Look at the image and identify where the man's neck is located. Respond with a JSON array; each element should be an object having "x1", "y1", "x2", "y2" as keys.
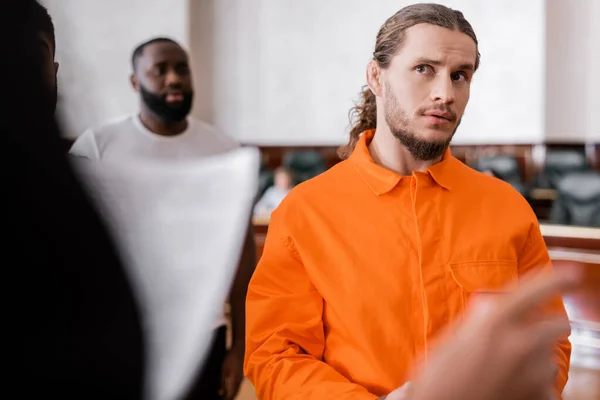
[
  {"x1": 139, "y1": 110, "x2": 188, "y2": 136},
  {"x1": 368, "y1": 124, "x2": 443, "y2": 176}
]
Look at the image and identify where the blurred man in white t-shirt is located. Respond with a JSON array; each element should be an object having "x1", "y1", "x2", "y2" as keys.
[{"x1": 70, "y1": 37, "x2": 255, "y2": 400}]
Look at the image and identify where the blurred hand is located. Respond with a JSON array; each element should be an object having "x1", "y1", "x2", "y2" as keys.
[
  {"x1": 404, "y1": 268, "x2": 579, "y2": 400},
  {"x1": 382, "y1": 268, "x2": 579, "y2": 400},
  {"x1": 384, "y1": 381, "x2": 413, "y2": 400}
]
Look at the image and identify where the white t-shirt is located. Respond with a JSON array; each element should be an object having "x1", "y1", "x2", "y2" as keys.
[
  {"x1": 70, "y1": 114, "x2": 239, "y2": 328},
  {"x1": 70, "y1": 114, "x2": 238, "y2": 161}
]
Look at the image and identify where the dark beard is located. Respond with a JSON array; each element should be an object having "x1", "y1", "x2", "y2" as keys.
[
  {"x1": 140, "y1": 85, "x2": 193, "y2": 124},
  {"x1": 388, "y1": 123, "x2": 457, "y2": 161},
  {"x1": 383, "y1": 85, "x2": 458, "y2": 161}
]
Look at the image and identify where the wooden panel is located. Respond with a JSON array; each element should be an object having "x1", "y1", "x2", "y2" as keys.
[
  {"x1": 564, "y1": 364, "x2": 600, "y2": 400},
  {"x1": 252, "y1": 141, "x2": 599, "y2": 189},
  {"x1": 556, "y1": 253, "x2": 600, "y2": 399},
  {"x1": 552, "y1": 258, "x2": 600, "y2": 324},
  {"x1": 532, "y1": 188, "x2": 557, "y2": 200},
  {"x1": 252, "y1": 216, "x2": 268, "y2": 262},
  {"x1": 255, "y1": 234, "x2": 266, "y2": 263},
  {"x1": 541, "y1": 224, "x2": 600, "y2": 251},
  {"x1": 252, "y1": 145, "x2": 341, "y2": 171},
  {"x1": 531, "y1": 198, "x2": 554, "y2": 221}
]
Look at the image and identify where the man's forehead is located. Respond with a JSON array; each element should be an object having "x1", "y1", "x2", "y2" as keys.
[
  {"x1": 399, "y1": 23, "x2": 477, "y2": 63},
  {"x1": 142, "y1": 42, "x2": 188, "y2": 64}
]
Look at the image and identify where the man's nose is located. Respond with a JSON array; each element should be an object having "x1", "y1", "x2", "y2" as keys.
[
  {"x1": 164, "y1": 70, "x2": 183, "y2": 87},
  {"x1": 430, "y1": 75, "x2": 456, "y2": 104}
]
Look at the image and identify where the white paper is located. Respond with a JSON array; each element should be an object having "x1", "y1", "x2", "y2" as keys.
[{"x1": 72, "y1": 148, "x2": 259, "y2": 400}]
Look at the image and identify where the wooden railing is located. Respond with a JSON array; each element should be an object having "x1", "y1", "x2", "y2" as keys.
[{"x1": 541, "y1": 224, "x2": 600, "y2": 251}]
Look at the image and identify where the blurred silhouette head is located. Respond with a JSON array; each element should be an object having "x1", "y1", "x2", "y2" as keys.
[
  {"x1": 31, "y1": 1, "x2": 59, "y2": 114},
  {"x1": 130, "y1": 38, "x2": 194, "y2": 125}
]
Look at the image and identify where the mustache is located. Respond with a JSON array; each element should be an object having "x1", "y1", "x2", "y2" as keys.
[
  {"x1": 161, "y1": 85, "x2": 191, "y2": 94},
  {"x1": 417, "y1": 104, "x2": 457, "y2": 121}
]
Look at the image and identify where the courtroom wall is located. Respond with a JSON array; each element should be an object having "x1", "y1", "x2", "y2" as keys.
[
  {"x1": 42, "y1": 0, "x2": 190, "y2": 138},
  {"x1": 203, "y1": 0, "x2": 547, "y2": 146},
  {"x1": 545, "y1": 0, "x2": 600, "y2": 143},
  {"x1": 43, "y1": 0, "x2": 599, "y2": 144}
]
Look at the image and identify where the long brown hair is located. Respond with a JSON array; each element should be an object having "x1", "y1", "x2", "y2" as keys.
[{"x1": 338, "y1": 3, "x2": 480, "y2": 159}]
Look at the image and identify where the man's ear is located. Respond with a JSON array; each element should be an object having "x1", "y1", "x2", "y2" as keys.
[
  {"x1": 366, "y1": 60, "x2": 383, "y2": 98},
  {"x1": 130, "y1": 74, "x2": 139, "y2": 92}
]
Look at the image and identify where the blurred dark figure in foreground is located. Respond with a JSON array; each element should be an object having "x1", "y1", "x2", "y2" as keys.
[{"x1": 3, "y1": 1, "x2": 144, "y2": 397}]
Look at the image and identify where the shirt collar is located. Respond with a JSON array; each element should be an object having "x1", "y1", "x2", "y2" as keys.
[{"x1": 349, "y1": 129, "x2": 457, "y2": 195}]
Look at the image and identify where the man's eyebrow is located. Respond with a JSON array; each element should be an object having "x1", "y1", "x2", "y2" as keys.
[
  {"x1": 457, "y1": 63, "x2": 475, "y2": 71},
  {"x1": 150, "y1": 58, "x2": 189, "y2": 66},
  {"x1": 414, "y1": 57, "x2": 475, "y2": 71},
  {"x1": 414, "y1": 57, "x2": 443, "y2": 66}
]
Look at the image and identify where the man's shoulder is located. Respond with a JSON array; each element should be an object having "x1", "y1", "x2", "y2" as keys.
[
  {"x1": 70, "y1": 115, "x2": 136, "y2": 159},
  {"x1": 281, "y1": 161, "x2": 351, "y2": 203},
  {"x1": 453, "y1": 159, "x2": 520, "y2": 192},
  {"x1": 452, "y1": 160, "x2": 533, "y2": 214},
  {"x1": 187, "y1": 118, "x2": 238, "y2": 152},
  {"x1": 270, "y1": 162, "x2": 349, "y2": 232},
  {"x1": 86, "y1": 114, "x2": 136, "y2": 137}
]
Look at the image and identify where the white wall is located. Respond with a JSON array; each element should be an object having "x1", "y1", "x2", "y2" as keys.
[
  {"x1": 42, "y1": 0, "x2": 190, "y2": 138},
  {"x1": 545, "y1": 0, "x2": 600, "y2": 142},
  {"x1": 44, "y1": 0, "x2": 599, "y2": 144},
  {"x1": 207, "y1": 0, "x2": 547, "y2": 145},
  {"x1": 591, "y1": 0, "x2": 600, "y2": 142}
]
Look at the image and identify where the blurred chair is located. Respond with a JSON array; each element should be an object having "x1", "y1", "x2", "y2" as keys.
[
  {"x1": 549, "y1": 171, "x2": 600, "y2": 227},
  {"x1": 475, "y1": 154, "x2": 530, "y2": 199},
  {"x1": 257, "y1": 159, "x2": 274, "y2": 199},
  {"x1": 282, "y1": 149, "x2": 326, "y2": 184},
  {"x1": 535, "y1": 149, "x2": 589, "y2": 189}
]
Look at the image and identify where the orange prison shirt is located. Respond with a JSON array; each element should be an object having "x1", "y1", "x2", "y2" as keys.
[{"x1": 245, "y1": 130, "x2": 571, "y2": 399}]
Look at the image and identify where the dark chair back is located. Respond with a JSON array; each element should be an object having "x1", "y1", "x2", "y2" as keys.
[
  {"x1": 550, "y1": 171, "x2": 600, "y2": 227},
  {"x1": 536, "y1": 149, "x2": 589, "y2": 189},
  {"x1": 282, "y1": 150, "x2": 326, "y2": 184},
  {"x1": 257, "y1": 159, "x2": 274, "y2": 199}
]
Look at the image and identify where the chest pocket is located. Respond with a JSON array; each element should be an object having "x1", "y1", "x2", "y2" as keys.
[{"x1": 448, "y1": 260, "x2": 519, "y2": 310}]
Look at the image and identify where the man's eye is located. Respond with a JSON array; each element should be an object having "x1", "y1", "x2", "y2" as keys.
[
  {"x1": 451, "y1": 72, "x2": 468, "y2": 82},
  {"x1": 416, "y1": 65, "x2": 433, "y2": 74}
]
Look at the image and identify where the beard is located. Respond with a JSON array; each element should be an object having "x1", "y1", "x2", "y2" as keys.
[
  {"x1": 140, "y1": 85, "x2": 194, "y2": 124},
  {"x1": 383, "y1": 83, "x2": 459, "y2": 161}
]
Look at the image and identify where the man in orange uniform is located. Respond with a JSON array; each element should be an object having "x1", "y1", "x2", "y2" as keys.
[{"x1": 244, "y1": 3, "x2": 571, "y2": 399}]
